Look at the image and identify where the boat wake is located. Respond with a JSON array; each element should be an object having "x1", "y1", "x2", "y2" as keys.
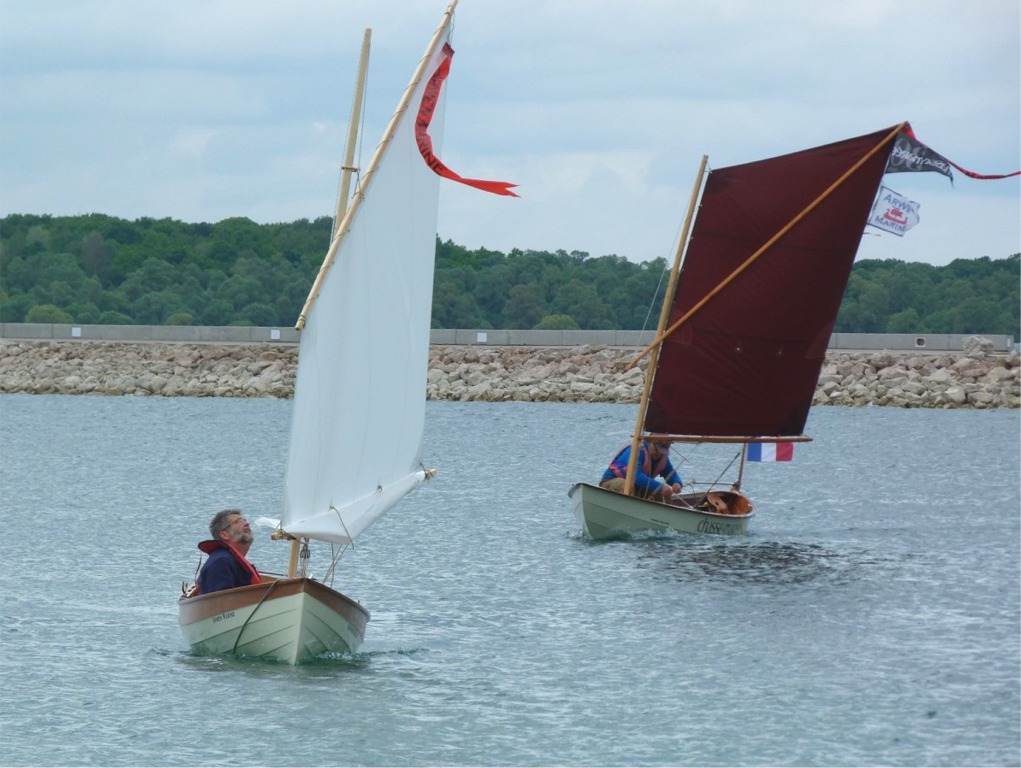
[{"x1": 635, "y1": 540, "x2": 883, "y2": 586}]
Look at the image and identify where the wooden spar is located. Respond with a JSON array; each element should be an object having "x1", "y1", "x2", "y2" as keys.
[
  {"x1": 295, "y1": 0, "x2": 460, "y2": 330},
  {"x1": 334, "y1": 28, "x2": 371, "y2": 233},
  {"x1": 628, "y1": 121, "x2": 909, "y2": 368},
  {"x1": 623, "y1": 155, "x2": 708, "y2": 495},
  {"x1": 288, "y1": 28, "x2": 371, "y2": 577},
  {"x1": 646, "y1": 434, "x2": 814, "y2": 445}
]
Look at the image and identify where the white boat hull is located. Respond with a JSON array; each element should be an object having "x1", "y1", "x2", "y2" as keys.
[
  {"x1": 569, "y1": 482, "x2": 753, "y2": 539},
  {"x1": 178, "y1": 577, "x2": 370, "y2": 664}
]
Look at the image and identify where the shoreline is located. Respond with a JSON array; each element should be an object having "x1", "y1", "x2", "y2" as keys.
[{"x1": 1, "y1": 338, "x2": 1018, "y2": 408}]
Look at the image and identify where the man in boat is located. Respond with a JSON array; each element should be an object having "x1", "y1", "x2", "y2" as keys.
[
  {"x1": 194, "y1": 509, "x2": 262, "y2": 594},
  {"x1": 599, "y1": 440, "x2": 683, "y2": 501}
]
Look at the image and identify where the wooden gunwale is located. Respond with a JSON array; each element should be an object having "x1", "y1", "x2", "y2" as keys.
[{"x1": 178, "y1": 577, "x2": 370, "y2": 636}]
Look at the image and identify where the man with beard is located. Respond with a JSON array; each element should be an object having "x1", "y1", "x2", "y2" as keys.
[{"x1": 195, "y1": 508, "x2": 262, "y2": 594}]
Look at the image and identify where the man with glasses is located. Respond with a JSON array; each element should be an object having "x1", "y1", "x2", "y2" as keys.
[{"x1": 195, "y1": 508, "x2": 262, "y2": 594}]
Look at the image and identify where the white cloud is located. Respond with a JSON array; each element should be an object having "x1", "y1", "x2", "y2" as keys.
[{"x1": 1, "y1": 0, "x2": 1017, "y2": 266}]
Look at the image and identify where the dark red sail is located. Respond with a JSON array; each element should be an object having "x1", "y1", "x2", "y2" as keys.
[{"x1": 644, "y1": 125, "x2": 902, "y2": 438}]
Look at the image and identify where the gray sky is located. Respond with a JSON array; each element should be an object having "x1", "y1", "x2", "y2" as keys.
[{"x1": 1, "y1": 0, "x2": 1018, "y2": 266}]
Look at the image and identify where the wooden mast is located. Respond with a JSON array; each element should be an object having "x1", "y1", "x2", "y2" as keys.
[
  {"x1": 334, "y1": 28, "x2": 372, "y2": 238},
  {"x1": 287, "y1": 27, "x2": 372, "y2": 579},
  {"x1": 295, "y1": 0, "x2": 459, "y2": 330},
  {"x1": 623, "y1": 155, "x2": 708, "y2": 495}
]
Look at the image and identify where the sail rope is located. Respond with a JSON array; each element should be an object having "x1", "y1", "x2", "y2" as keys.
[
  {"x1": 322, "y1": 542, "x2": 351, "y2": 588},
  {"x1": 667, "y1": 442, "x2": 741, "y2": 496},
  {"x1": 640, "y1": 169, "x2": 710, "y2": 336},
  {"x1": 298, "y1": 504, "x2": 353, "y2": 588},
  {"x1": 641, "y1": 264, "x2": 669, "y2": 334},
  {"x1": 330, "y1": 504, "x2": 355, "y2": 545},
  {"x1": 707, "y1": 450, "x2": 742, "y2": 490},
  {"x1": 231, "y1": 580, "x2": 281, "y2": 655}
]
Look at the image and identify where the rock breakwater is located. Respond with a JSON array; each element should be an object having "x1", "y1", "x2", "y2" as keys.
[{"x1": 1, "y1": 337, "x2": 1017, "y2": 408}]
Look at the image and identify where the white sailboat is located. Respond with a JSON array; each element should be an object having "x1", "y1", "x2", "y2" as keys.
[{"x1": 179, "y1": 1, "x2": 482, "y2": 664}]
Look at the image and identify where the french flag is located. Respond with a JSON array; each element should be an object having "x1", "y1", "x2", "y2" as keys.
[{"x1": 747, "y1": 442, "x2": 794, "y2": 462}]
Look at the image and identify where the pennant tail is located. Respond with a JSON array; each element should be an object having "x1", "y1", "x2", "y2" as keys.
[
  {"x1": 416, "y1": 43, "x2": 519, "y2": 197},
  {"x1": 945, "y1": 161, "x2": 1020, "y2": 181}
]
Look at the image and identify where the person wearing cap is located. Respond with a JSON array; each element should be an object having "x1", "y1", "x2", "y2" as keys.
[
  {"x1": 194, "y1": 508, "x2": 262, "y2": 595},
  {"x1": 599, "y1": 440, "x2": 683, "y2": 501}
]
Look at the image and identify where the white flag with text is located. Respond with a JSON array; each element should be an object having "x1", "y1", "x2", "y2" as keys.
[{"x1": 867, "y1": 185, "x2": 920, "y2": 237}]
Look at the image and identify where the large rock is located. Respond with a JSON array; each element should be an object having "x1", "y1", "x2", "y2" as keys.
[{"x1": 0, "y1": 338, "x2": 1018, "y2": 408}]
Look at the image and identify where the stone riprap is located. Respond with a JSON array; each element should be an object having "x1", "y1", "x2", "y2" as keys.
[{"x1": 0, "y1": 337, "x2": 1017, "y2": 408}]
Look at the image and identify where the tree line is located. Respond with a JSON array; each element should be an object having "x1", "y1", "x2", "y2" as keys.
[{"x1": 1, "y1": 213, "x2": 1018, "y2": 337}]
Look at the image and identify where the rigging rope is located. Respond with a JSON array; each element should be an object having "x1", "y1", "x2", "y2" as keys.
[
  {"x1": 641, "y1": 264, "x2": 669, "y2": 334},
  {"x1": 231, "y1": 580, "x2": 281, "y2": 655}
]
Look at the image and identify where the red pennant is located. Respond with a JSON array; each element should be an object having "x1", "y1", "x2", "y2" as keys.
[
  {"x1": 945, "y1": 160, "x2": 1020, "y2": 181},
  {"x1": 416, "y1": 44, "x2": 519, "y2": 197}
]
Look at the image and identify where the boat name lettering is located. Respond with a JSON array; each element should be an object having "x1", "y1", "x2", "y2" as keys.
[
  {"x1": 697, "y1": 519, "x2": 739, "y2": 535},
  {"x1": 211, "y1": 611, "x2": 236, "y2": 623}
]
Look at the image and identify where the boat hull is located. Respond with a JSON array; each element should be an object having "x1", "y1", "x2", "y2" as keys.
[
  {"x1": 569, "y1": 482, "x2": 753, "y2": 539},
  {"x1": 178, "y1": 577, "x2": 370, "y2": 664}
]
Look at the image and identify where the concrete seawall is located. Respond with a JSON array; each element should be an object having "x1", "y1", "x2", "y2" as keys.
[
  {"x1": 1, "y1": 323, "x2": 1016, "y2": 354},
  {"x1": 1, "y1": 337, "x2": 1018, "y2": 408}
]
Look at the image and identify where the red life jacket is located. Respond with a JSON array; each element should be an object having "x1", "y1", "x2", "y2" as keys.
[{"x1": 194, "y1": 539, "x2": 262, "y2": 594}]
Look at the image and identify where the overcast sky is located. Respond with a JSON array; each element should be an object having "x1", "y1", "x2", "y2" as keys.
[{"x1": 1, "y1": 0, "x2": 1018, "y2": 267}]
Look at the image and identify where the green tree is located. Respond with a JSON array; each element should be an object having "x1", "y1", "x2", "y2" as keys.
[
  {"x1": 99, "y1": 310, "x2": 133, "y2": 324},
  {"x1": 68, "y1": 301, "x2": 103, "y2": 324},
  {"x1": 534, "y1": 314, "x2": 580, "y2": 330},
  {"x1": 131, "y1": 289, "x2": 191, "y2": 324},
  {"x1": 950, "y1": 297, "x2": 1010, "y2": 334},
  {"x1": 166, "y1": 311, "x2": 194, "y2": 325},
  {"x1": 25, "y1": 303, "x2": 73, "y2": 323},
  {"x1": 502, "y1": 283, "x2": 545, "y2": 329},
  {"x1": 81, "y1": 232, "x2": 111, "y2": 280},
  {"x1": 200, "y1": 299, "x2": 235, "y2": 326},
  {"x1": 0, "y1": 291, "x2": 33, "y2": 322},
  {"x1": 25, "y1": 224, "x2": 52, "y2": 252},
  {"x1": 432, "y1": 280, "x2": 483, "y2": 328},
  {"x1": 1, "y1": 214, "x2": 1017, "y2": 334},
  {"x1": 856, "y1": 283, "x2": 891, "y2": 333},
  {"x1": 120, "y1": 257, "x2": 178, "y2": 301},
  {"x1": 474, "y1": 265, "x2": 512, "y2": 324},
  {"x1": 239, "y1": 301, "x2": 278, "y2": 326},
  {"x1": 885, "y1": 308, "x2": 921, "y2": 333},
  {"x1": 554, "y1": 279, "x2": 614, "y2": 329},
  {"x1": 217, "y1": 275, "x2": 264, "y2": 311}
]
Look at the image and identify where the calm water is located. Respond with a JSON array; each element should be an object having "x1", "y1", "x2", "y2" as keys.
[{"x1": 0, "y1": 394, "x2": 1018, "y2": 767}]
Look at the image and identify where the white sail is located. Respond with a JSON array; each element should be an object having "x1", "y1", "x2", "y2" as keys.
[{"x1": 281, "y1": 14, "x2": 453, "y2": 546}]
